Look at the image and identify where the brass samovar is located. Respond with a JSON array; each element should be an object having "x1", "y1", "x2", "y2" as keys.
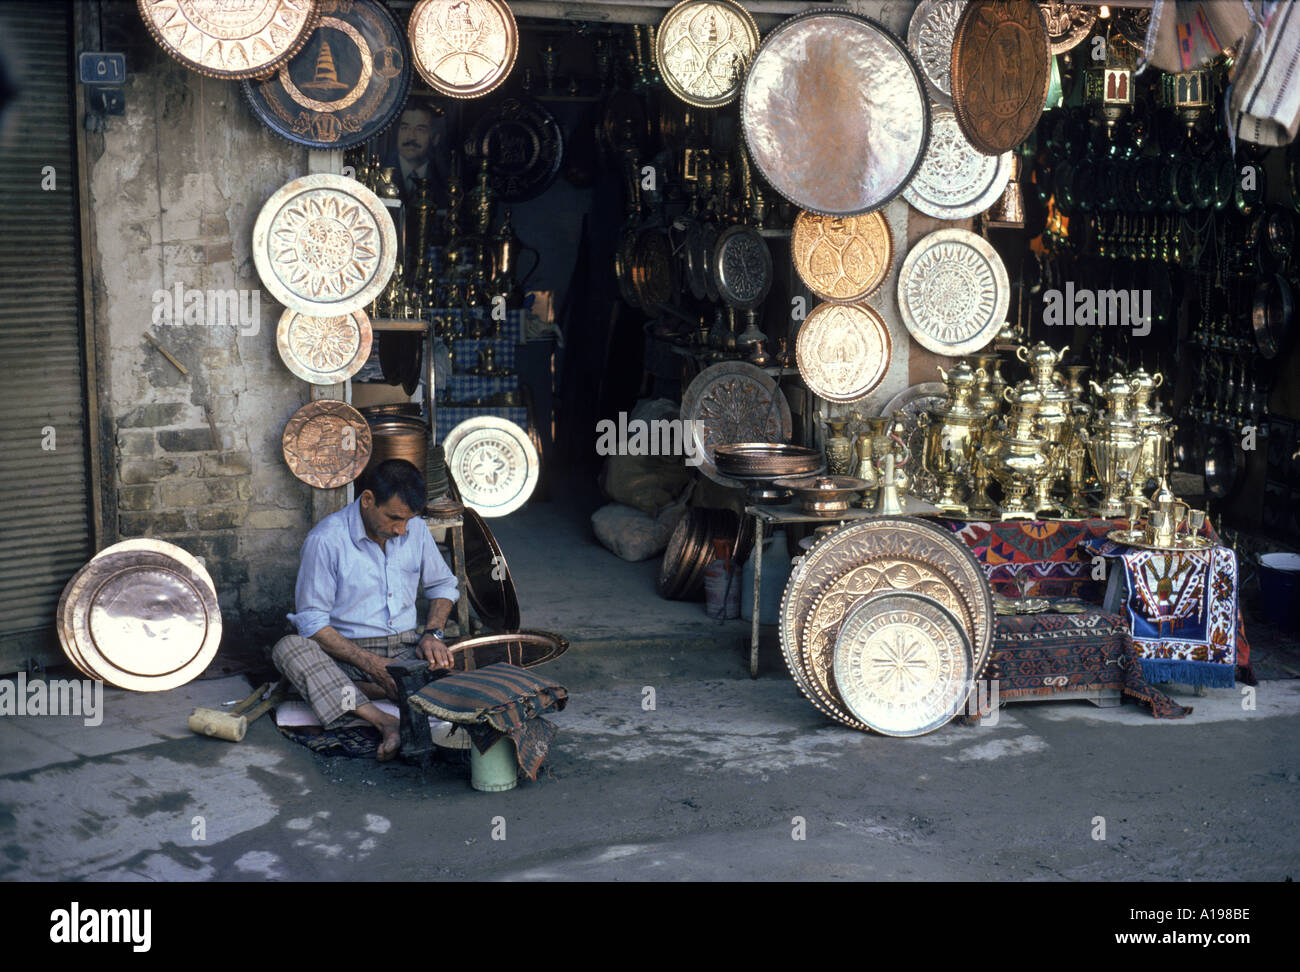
[
  {"x1": 1013, "y1": 342, "x2": 1071, "y2": 515},
  {"x1": 1129, "y1": 367, "x2": 1174, "y2": 506},
  {"x1": 921, "y1": 362, "x2": 982, "y2": 515},
  {"x1": 1088, "y1": 373, "x2": 1146, "y2": 518}
]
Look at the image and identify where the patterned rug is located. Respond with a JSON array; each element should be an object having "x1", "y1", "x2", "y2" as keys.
[
  {"x1": 991, "y1": 606, "x2": 1191, "y2": 718},
  {"x1": 936, "y1": 518, "x2": 1119, "y2": 600}
]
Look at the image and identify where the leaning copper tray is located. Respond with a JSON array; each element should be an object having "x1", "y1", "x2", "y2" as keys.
[
  {"x1": 462, "y1": 507, "x2": 521, "y2": 633},
  {"x1": 741, "y1": 9, "x2": 929, "y2": 216}
]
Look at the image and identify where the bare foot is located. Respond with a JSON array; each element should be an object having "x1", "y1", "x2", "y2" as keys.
[
  {"x1": 377, "y1": 722, "x2": 401, "y2": 762},
  {"x1": 354, "y1": 702, "x2": 401, "y2": 761}
]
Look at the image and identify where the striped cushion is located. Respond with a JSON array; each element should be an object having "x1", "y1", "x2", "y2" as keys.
[{"x1": 408, "y1": 662, "x2": 567, "y2": 732}]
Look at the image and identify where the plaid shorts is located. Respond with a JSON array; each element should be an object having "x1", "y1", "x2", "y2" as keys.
[{"x1": 271, "y1": 630, "x2": 419, "y2": 729}]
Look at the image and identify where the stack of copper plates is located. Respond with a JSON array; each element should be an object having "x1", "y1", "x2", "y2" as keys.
[
  {"x1": 56, "y1": 540, "x2": 222, "y2": 692},
  {"x1": 713, "y1": 443, "x2": 823, "y2": 480},
  {"x1": 657, "y1": 508, "x2": 750, "y2": 601},
  {"x1": 778, "y1": 517, "x2": 993, "y2": 736}
]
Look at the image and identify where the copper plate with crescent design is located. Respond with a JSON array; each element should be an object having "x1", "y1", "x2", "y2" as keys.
[
  {"x1": 442, "y1": 416, "x2": 539, "y2": 517},
  {"x1": 903, "y1": 109, "x2": 1013, "y2": 220},
  {"x1": 681, "y1": 361, "x2": 793, "y2": 488},
  {"x1": 655, "y1": 0, "x2": 760, "y2": 109},
  {"x1": 879, "y1": 381, "x2": 947, "y2": 501},
  {"x1": 951, "y1": 0, "x2": 1051, "y2": 155},
  {"x1": 242, "y1": 0, "x2": 411, "y2": 150},
  {"x1": 1040, "y1": 2, "x2": 1097, "y2": 55},
  {"x1": 897, "y1": 228, "x2": 1008, "y2": 356},
  {"x1": 833, "y1": 591, "x2": 973, "y2": 736},
  {"x1": 712, "y1": 224, "x2": 772, "y2": 310},
  {"x1": 778, "y1": 516, "x2": 992, "y2": 725},
  {"x1": 253, "y1": 173, "x2": 397, "y2": 317},
  {"x1": 282, "y1": 399, "x2": 372, "y2": 488},
  {"x1": 59, "y1": 539, "x2": 222, "y2": 693},
  {"x1": 740, "y1": 10, "x2": 930, "y2": 216},
  {"x1": 408, "y1": 0, "x2": 518, "y2": 99},
  {"x1": 137, "y1": 0, "x2": 320, "y2": 80},
  {"x1": 276, "y1": 307, "x2": 373, "y2": 384},
  {"x1": 463, "y1": 96, "x2": 564, "y2": 202},
  {"x1": 446, "y1": 629, "x2": 569, "y2": 671},
  {"x1": 461, "y1": 507, "x2": 520, "y2": 631},
  {"x1": 907, "y1": 0, "x2": 967, "y2": 107},
  {"x1": 795, "y1": 302, "x2": 892, "y2": 404},
  {"x1": 791, "y1": 209, "x2": 893, "y2": 303}
]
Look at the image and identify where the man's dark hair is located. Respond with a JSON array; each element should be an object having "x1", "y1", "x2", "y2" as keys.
[{"x1": 364, "y1": 459, "x2": 425, "y2": 513}]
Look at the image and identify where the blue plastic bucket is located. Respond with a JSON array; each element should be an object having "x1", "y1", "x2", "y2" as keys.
[{"x1": 1258, "y1": 553, "x2": 1300, "y2": 631}]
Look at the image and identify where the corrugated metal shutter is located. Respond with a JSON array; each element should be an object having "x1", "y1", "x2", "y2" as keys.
[{"x1": 0, "y1": 1, "x2": 93, "y2": 669}]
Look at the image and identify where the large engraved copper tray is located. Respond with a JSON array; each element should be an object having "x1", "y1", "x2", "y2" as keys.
[
  {"x1": 951, "y1": 0, "x2": 1051, "y2": 155},
  {"x1": 795, "y1": 302, "x2": 892, "y2": 403},
  {"x1": 897, "y1": 228, "x2": 1008, "y2": 356},
  {"x1": 276, "y1": 308, "x2": 373, "y2": 384},
  {"x1": 903, "y1": 108, "x2": 1012, "y2": 220},
  {"x1": 282, "y1": 399, "x2": 373, "y2": 488},
  {"x1": 681, "y1": 361, "x2": 793, "y2": 488},
  {"x1": 791, "y1": 209, "x2": 893, "y2": 303},
  {"x1": 138, "y1": 0, "x2": 320, "y2": 80},
  {"x1": 833, "y1": 591, "x2": 973, "y2": 736},
  {"x1": 242, "y1": 0, "x2": 412, "y2": 150},
  {"x1": 655, "y1": 0, "x2": 760, "y2": 109},
  {"x1": 408, "y1": 0, "x2": 518, "y2": 99},
  {"x1": 740, "y1": 10, "x2": 930, "y2": 216},
  {"x1": 253, "y1": 173, "x2": 397, "y2": 317},
  {"x1": 442, "y1": 416, "x2": 539, "y2": 517},
  {"x1": 57, "y1": 539, "x2": 222, "y2": 692}
]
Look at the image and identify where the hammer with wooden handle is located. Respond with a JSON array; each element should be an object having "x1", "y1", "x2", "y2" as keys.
[{"x1": 189, "y1": 679, "x2": 288, "y2": 742}]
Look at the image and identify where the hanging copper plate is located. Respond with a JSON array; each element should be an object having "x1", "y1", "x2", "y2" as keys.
[
  {"x1": 447, "y1": 629, "x2": 568, "y2": 672},
  {"x1": 282, "y1": 399, "x2": 373, "y2": 488},
  {"x1": 137, "y1": 0, "x2": 320, "y2": 80},
  {"x1": 832, "y1": 591, "x2": 973, "y2": 736},
  {"x1": 463, "y1": 96, "x2": 564, "y2": 202},
  {"x1": 740, "y1": 10, "x2": 930, "y2": 216},
  {"x1": 631, "y1": 226, "x2": 677, "y2": 309},
  {"x1": 903, "y1": 109, "x2": 1013, "y2": 220},
  {"x1": 1040, "y1": 2, "x2": 1097, "y2": 55},
  {"x1": 897, "y1": 228, "x2": 1008, "y2": 356},
  {"x1": 60, "y1": 539, "x2": 222, "y2": 693},
  {"x1": 276, "y1": 307, "x2": 373, "y2": 384},
  {"x1": 242, "y1": 0, "x2": 411, "y2": 150},
  {"x1": 461, "y1": 507, "x2": 520, "y2": 632},
  {"x1": 408, "y1": 0, "x2": 518, "y2": 99},
  {"x1": 252, "y1": 173, "x2": 398, "y2": 317},
  {"x1": 712, "y1": 224, "x2": 772, "y2": 310},
  {"x1": 792, "y1": 209, "x2": 893, "y2": 303},
  {"x1": 681, "y1": 361, "x2": 793, "y2": 488},
  {"x1": 655, "y1": 0, "x2": 760, "y2": 109},
  {"x1": 951, "y1": 0, "x2": 1051, "y2": 155},
  {"x1": 907, "y1": 0, "x2": 967, "y2": 108},
  {"x1": 442, "y1": 415, "x2": 539, "y2": 517},
  {"x1": 779, "y1": 516, "x2": 992, "y2": 726},
  {"x1": 795, "y1": 302, "x2": 892, "y2": 403}
]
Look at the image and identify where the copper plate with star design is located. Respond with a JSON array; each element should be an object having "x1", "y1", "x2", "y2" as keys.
[
  {"x1": 137, "y1": 0, "x2": 320, "y2": 80},
  {"x1": 833, "y1": 591, "x2": 973, "y2": 736},
  {"x1": 907, "y1": 0, "x2": 967, "y2": 108},
  {"x1": 897, "y1": 228, "x2": 1008, "y2": 356},
  {"x1": 903, "y1": 108, "x2": 1012, "y2": 220},
  {"x1": 792, "y1": 210, "x2": 893, "y2": 303},
  {"x1": 951, "y1": 0, "x2": 1051, "y2": 155},
  {"x1": 253, "y1": 173, "x2": 397, "y2": 317},
  {"x1": 242, "y1": 0, "x2": 411, "y2": 150},
  {"x1": 655, "y1": 0, "x2": 760, "y2": 109},
  {"x1": 795, "y1": 302, "x2": 892, "y2": 404},
  {"x1": 442, "y1": 416, "x2": 539, "y2": 517},
  {"x1": 283, "y1": 399, "x2": 372, "y2": 488},
  {"x1": 741, "y1": 10, "x2": 930, "y2": 216},
  {"x1": 408, "y1": 0, "x2": 518, "y2": 99},
  {"x1": 1040, "y1": 2, "x2": 1097, "y2": 55},
  {"x1": 276, "y1": 307, "x2": 373, "y2": 384},
  {"x1": 681, "y1": 361, "x2": 793, "y2": 488}
]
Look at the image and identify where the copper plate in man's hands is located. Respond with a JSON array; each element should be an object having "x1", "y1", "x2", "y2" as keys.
[{"x1": 741, "y1": 10, "x2": 929, "y2": 216}]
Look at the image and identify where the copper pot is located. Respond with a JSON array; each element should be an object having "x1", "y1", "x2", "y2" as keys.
[{"x1": 365, "y1": 414, "x2": 429, "y2": 478}]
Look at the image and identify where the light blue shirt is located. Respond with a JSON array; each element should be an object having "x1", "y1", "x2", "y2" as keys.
[{"x1": 288, "y1": 499, "x2": 460, "y2": 641}]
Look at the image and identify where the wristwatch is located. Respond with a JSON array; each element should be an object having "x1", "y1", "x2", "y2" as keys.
[{"x1": 426, "y1": 627, "x2": 445, "y2": 642}]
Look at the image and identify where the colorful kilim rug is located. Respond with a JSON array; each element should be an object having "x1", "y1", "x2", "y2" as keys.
[
  {"x1": 990, "y1": 606, "x2": 1191, "y2": 718},
  {"x1": 1083, "y1": 536, "x2": 1247, "y2": 688},
  {"x1": 935, "y1": 518, "x2": 1119, "y2": 600}
]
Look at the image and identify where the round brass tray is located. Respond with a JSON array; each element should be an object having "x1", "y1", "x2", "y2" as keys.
[
  {"x1": 713, "y1": 442, "x2": 822, "y2": 479},
  {"x1": 907, "y1": 0, "x2": 965, "y2": 107},
  {"x1": 1105, "y1": 530, "x2": 1216, "y2": 552},
  {"x1": 252, "y1": 173, "x2": 397, "y2": 317},
  {"x1": 833, "y1": 591, "x2": 973, "y2": 736},
  {"x1": 447, "y1": 629, "x2": 569, "y2": 671},
  {"x1": 795, "y1": 301, "x2": 892, "y2": 403},
  {"x1": 276, "y1": 308, "x2": 373, "y2": 384},
  {"x1": 655, "y1": 0, "x2": 760, "y2": 109},
  {"x1": 282, "y1": 399, "x2": 373, "y2": 489},
  {"x1": 58, "y1": 539, "x2": 222, "y2": 692},
  {"x1": 903, "y1": 109, "x2": 1013, "y2": 220},
  {"x1": 897, "y1": 228, "x2": 1008, "y2": 356},
  {"x1": 1041, "y1": 2, "x2": 1098, "y2": 55},
  {"x1": 681, "y1": 361, "x2": 793, "y2": 488},
  {"x1": 791, "y1": 209, "x2": 893, "y2": 303},
  {"x1": 137, "y1": 0, "x2": 321, "y2": 80},
  {"x1": 442, "y1": 415, "x2": 539, "y2": 517},
  {"x1": 408, "y1": 0, "x2": 518, "y2": 99},
  {"x1": 462, "y1": 507, "x2": 520, "y2": 632},
  {"x1": 740, "y1": 9, "x2": 930, "y2": 216}
]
